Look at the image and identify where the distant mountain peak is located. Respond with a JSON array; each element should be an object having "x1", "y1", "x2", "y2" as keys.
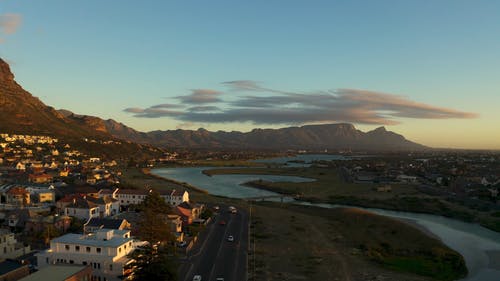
[{"x1": 372, "y1": 126, "x2": 387, "y2": 132}]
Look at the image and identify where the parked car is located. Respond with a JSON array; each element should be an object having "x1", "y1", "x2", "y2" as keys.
[
  {"x1": 193, "y1": 275, "x2": 202, "y2": 281},
  {"x1": 227, "y1": 235, "x2": 234, "y2": 242},
  {"x1": 178, "y1": 241, "x2": 187, "y2": 247},
  {"x1": 216, "y1": 278, "x2": 224, "y2": 281}
]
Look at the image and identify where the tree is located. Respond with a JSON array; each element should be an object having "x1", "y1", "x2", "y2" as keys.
[
  {"x1": 128, "y1": 191, "x2": 177, "y2": 280},
  {"x1": 136, "y1": 191, "x2": 173, "y2": 244},
  {"x1": 126, "y1": 244, "x2": 177, "y2": 281}
]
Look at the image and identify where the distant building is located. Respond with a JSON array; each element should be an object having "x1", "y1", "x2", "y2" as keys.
[
  {"x1": 107, "y1": 188, "x2": 190, "y2": 208},
  {"x1": 63, "y1": 197, "x2": 99, "y2": 220},
  {"x1": 176, "y1": 202, "x2": 203, "y2": 225},
  {"x1": 0, "y1": 229, "x2": 31, "y2": 259},
  {"x1": 5, "y1": 187, "x2": 30, "y2": 206}
]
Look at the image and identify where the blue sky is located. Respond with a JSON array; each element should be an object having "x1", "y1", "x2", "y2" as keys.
[{"x1": 1, "y1": 1, "x2": 499, "y2": 149}]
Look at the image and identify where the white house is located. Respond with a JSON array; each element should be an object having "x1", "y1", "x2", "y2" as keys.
[
  {"x1": 64, "y1": 198, "x2": 100, "y2": 220},
  {"x1": 164, "y1": 190, "x2": 190, "y2": 206},
  {"x1": 36, "y1": 229, "x2": 139, "y2": 281},
  {"x1": 104, "y1": 188, "x2": 189, "y2": 208}
]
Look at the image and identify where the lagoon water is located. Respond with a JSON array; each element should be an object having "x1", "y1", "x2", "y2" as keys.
[{"x1": 152, "y1": 165, "x2": 500, "y2": 281}]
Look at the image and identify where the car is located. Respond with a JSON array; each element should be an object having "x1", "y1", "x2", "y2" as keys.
[
  {"x1": 219, "y1": 220, "x2": 226, "y2": 225},
  {"x1": 227, "y1": 235, "x2": 234, "y2": 242},
  {"x1": 216, "y1": 278, "x2": 224, "y2": 281},
  {"x1": 213, "y1": 205, "x2": 220, "y2": 211},
  {"x1": 177, "y1": 241, "x2": 187, "y2": 247},
  {"x1": 193, "y1": 275, "x2": 202, "y2": 281}
]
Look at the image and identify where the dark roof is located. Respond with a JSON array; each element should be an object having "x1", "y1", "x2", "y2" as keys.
[
  {"x1": 66, "y1": 198, "x2": 98, "y2": 209},
  {"x1": 117, "y1": 189, "x2": 150, "y2": 195},
  {"x1": 84, "y1": 218, "x2": 126, "y2": 229},
  {"x1": 0, "y1": 259, "x2": 27, "y2": 276}
]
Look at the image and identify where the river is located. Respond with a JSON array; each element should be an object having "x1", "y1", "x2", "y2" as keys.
[{"x1": 152, "y1": 166, "x2": 500, "y2": 281}]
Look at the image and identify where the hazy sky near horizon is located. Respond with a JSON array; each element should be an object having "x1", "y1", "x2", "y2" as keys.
[{"x1": 1, "y1": 1, "x2": 499, "y2": 149}]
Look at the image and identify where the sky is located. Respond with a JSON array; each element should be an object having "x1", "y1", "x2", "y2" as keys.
[{"x1": 1, "y1": 1, "x2": 499, "y2": 149}]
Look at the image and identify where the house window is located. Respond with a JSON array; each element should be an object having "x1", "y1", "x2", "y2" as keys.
[
  {"x1": 86, "y1": 247, "x2": 91, "y2": 252},
  {"x1": 109, "y1": 264, "x2": 112, "y2": 271},
  {"x1": 96, "y1": 247, "x2": 101, "y2": 253},
  {"x1": 46, "y1": 257, "x2": 49, "y2": 264},
  {"x1": 83, "y1": 261, "x2": 87, "y2": 265},
  {"x1": 75, "y1": 245, "x2": 80, "y2": 251},
  {"x1": 65, "y1": 245, "x2": 70, "y2": 250},
  {"x1": 69, "y1": 260, "x2": 74, "y2": 264},
  {"x1": 118, "y1": 247, "x2": 121, "y2": 253}
]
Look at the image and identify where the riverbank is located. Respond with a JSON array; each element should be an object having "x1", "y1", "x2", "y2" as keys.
[{"x1": 205, "y1": 166, "x2": 500, "y2": 233}]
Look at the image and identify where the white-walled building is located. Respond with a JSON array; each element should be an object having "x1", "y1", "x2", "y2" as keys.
[
  {"x1": 100, "y1": 188, "x2": 189, "y2": 208},
  {"x1": 64, "y1": 198, "x2": 99, "y2": 221},
  {"x1": 36, "y1": 229, "x2": 138, "y2": 281}
]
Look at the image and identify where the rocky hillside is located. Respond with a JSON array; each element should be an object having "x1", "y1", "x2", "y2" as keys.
[{"x1": 0, "y1": 58, "x2": 161, "y2": 159}]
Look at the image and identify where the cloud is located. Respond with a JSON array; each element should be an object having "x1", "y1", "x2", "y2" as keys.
[
  {"x1": 123, "y1": 107, "x2": 183, "y2": 118},
  {"x1": 188, "y1": 106, "x2": 221, "y2": 112},
  {"x1": 150, "y1": 103, "x2": 184, "y2": 109},
  {"x1": 124, "y1": 83, "x2": 478, "y2": 126},
  {"x1": 222, "y1": 80, "x2": 263, "y2": 91},
  {"x1": 0, "y1": 14, "x2": 22, "y2": 35},
  {"x1": 176, "y1": 89, "x2": 223, "y2": 104},
  {"x1": 222, "y1": 80, "x2": 290, "y2": 94}
]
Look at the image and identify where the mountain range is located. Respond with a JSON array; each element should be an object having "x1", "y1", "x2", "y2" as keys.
[{"x1": 0, "y1": 58, "x2": 426, "y2": 151}]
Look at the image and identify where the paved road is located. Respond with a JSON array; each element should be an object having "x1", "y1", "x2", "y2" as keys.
[{"x1": 179, "y1": 205, "x2": 248, "y2": 281}]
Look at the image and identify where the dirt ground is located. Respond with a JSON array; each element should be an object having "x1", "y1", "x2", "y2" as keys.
[{"x1": 248, "y1": 202, "x2": 464, "y2": 281}]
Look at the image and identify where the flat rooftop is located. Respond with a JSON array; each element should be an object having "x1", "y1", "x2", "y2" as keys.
[{"x1": 20, "y1": 265, "x2": 88, "y2": 281}]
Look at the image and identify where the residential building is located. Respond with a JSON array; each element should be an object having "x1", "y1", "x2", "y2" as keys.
[
  {"x1": 24, "y1": 215, "x2": 72, "y2": 235},
  {"x1": 28, "y1": 173, "x2": 53, "y2": 184},
  {"x1": 5, "y1": 187, "x2": 30, "y2": 206},
  {"x1": 0, "y1": 229, "x2": 31, "y2": 259},
  {"x1": 110, "y1": 188, "x2": 189, "y2": 208},
  {"x1": 164, "y1": 190, "x2": 189, "y2": 206},
  {"x1": 37, "y1": 229, "x2": 138, "y2": 281},
  {"x1": 115, "y1": 189, "x2": 149, "y2": 207},
  {"x1": 64, "y1": 197, "x2": 99, "y2": 221},
  {"x1": 176, "y1": 202, "x2": 204, "y2": 225},
  {"x1": 87, "y1": 197, "x2": 119, "y2": 218}
]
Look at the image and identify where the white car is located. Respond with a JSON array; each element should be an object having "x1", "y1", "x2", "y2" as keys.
[
  {"x1": 227, "y1": 235, "x2": 234, "y2": 242},
  {"x1": 193, "y1": 275, "x2": 202, "y2": 281},
  {"x1": 216, "y1": 278, "x2": 225, "y2": 281}
]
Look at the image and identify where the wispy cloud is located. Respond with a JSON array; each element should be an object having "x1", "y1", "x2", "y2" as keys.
[
  {"x1": 149, "y1": 103, "x2": 184, "y2": 109},
  {"x1": 123, "y1": 107, "x2": 183, "y2": 118},
  {"x1": 176, "y1": 89, "x2": 223, "y2": 104},
  {"x1": 188, "y1": 106, "x2": 221, "y2": 112},
  {"x1": 0, "y1": 13, "x2": 22, "y2": 35},
  {"x1": 124, "y1": 82, "x2": 478, "y2": 126}
]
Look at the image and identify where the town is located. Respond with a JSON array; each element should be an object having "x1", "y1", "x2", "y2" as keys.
[
  {"x1": 0, "y1": 132, "x2": 499, "y2": 281},
  {"x1": 0, "y1": 133, "x2": 210, "y2": 281}
]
